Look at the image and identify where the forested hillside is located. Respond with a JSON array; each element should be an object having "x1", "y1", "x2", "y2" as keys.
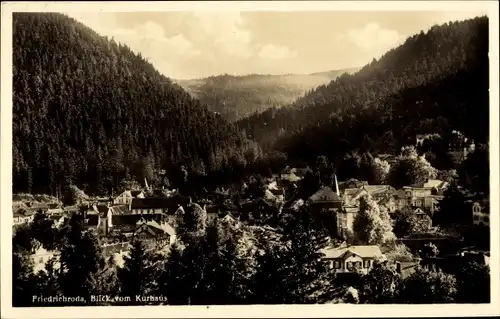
[
  {"x1": 238, "y1": 17, "x2": 489, "y2": 154},
  {"x1": 176, "y1": 68, "x2": 359, "y2": 122},
  {"x1": 12, "y1": 13, "x2": 263, "y2": 196}
]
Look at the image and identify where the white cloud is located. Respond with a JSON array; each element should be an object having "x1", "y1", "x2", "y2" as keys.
[
  {"x1": 258, "y1": 44, "x2": 298, "y2": 60},
  {"x1": 189, "y1": 12, "x2": 253, "y2": 58},
  {"x1": 347, "y1": 23, "x2": 403, "y2": 54}
]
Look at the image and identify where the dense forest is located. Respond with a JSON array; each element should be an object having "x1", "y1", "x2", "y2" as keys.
[
  {"x1": 176, "y1": 68, "x2": 359, "y2": 122},
  {"x1": 238, "y1": 17, "x2": 489, "y2": 157},
  {"x1": 12, "y1": 13, "x2": 266, "y2": 196}
]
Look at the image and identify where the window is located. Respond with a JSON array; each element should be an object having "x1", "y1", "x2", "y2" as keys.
[
  {"x1": 334, "y1": 260, "x2": 340, "y2": 269},
  {"x1": 483, "y1": 216, "x2": 489, "y2": 223},
  {"x1": 363, "y1": 260, "x2": 370, "y2": 268},
  {"x1": 474, "y1": 215, "x2": 480, "y2": 221},
  {"x1": 347, "y1": 262, "x2": 353, "y2": 270}
]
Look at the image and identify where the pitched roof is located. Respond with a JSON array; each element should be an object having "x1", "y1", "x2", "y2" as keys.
[
  {"x1": 221, "y1": 213, "x2": 237, "y2": 223},
  {"x1": 13, "y1": 208, "x2": 33, "y2": 217},
  {"x1": 291, "y1": 199, "x2": 305, "y2": 211},
  {"x1": 410, "y1": 179, "x2": 448, "y2": 189},
  {"x1": 343, "y1": 188, "x2": 366, "y2": 200},
  {"x1": 131, "y1": 197, "x2": 172, "y2": 210},
  {"x1": 64, "y1": 205, "x2": 80, "y2": 213},
  {"x1": 294, "y1": 167, "x2": 311, "y2": 177},
  {"x1": 268, "y1": 181, "x2": 279, "y2": 191},
  {"x1": 320, "y1": 245, "x2": 385, "y2": 259},
  {"x1": 109, "y1": 205, "x2": 130, "y2": 215},
  {"x1": 117, "y1": 190, "x2": 132, "y2": 198},
  {"x1": 284, "y1": 172, "x2": 299, "y2": 182},
  {"x1": 361, "y1": 185, "x2": 395, "y2": 196},
  {"x1": 264, "y1": 190, "x2": 277, "y2": 201},
  {"x1": 344, "y1": 207, "x2": 359, "y2": 214},
  {"x1": 174, "y1": 206, "x2": 185, "y2": 216},
  {"x1": 30, "y1": 202, "x2": 49, "y2": 210},
  {"x1": 393, "y1": 189, "x2": 407, "y2": 199},
  {"x1": 136, "y1": 219, "x2": 176, "y2": 236},
  {"x1": 310, "y1": 187, "x2": 341, "y2": 203},
  {"x1": 130, "y1": 190, "x2": 144, "y2": 197}
]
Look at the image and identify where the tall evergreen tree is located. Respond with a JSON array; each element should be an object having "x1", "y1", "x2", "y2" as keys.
[{"x1": 117, "y1": 239, "x2": 159, "y2": 305}]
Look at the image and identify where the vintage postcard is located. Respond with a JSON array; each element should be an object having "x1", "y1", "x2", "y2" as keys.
[{"x1": 1, "y1": 1, "x2": 499, "y2": 318}]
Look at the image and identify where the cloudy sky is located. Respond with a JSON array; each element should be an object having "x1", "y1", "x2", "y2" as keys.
[{"x1": 67, "y1": 10, "x2": 487, "y2": 79}]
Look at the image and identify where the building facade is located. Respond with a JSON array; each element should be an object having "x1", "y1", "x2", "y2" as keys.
[{"x1": 320, "y1": 244, "x2": 386, "y2": 275}]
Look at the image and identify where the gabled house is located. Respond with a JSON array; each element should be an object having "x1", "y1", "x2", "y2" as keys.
[
  {"x1": 29, "y1": 202, "x2": 49, "y2": 214},
  {"x1": 308, "y1": 186, "x2": 343, "y2": 214},
  {"x1": 78, "y1": 209, "x2": 100, "y2": 232},
  {"x1": 338, "y1": 179, "x2": 369, "y2": 193},
  {"x1": 129, "y1": 196, "x2": 189, "y2": 215},
  {"x1": 240, "y1": 197, "x2": 280, "y2": 222},
  {"x1": 472, "y1": 200, "x2": 489, "y2": 227},
  {"x1": 342, "y1": 185, "x2": 396, "y2": 208},
  {"x1": 13, "y1": 208, "x2": 35, "y2": 225},
  {"x1": 31, "y1": 246, "x2": 60, "y2": 273},
  {"x1": 320, "y1": 243, "x2": 386, "y2": 275},
  {"x1": 390, "y1": 189, "x2": 409, "y2": 212},
  {"x1": 267, "y1": 181, "x2": 285, "y2": 202},
  {"x1": 134, "y1": 219, "x2": 177, "y2": 250},
  {"x1": 113, "y1": 190, "x2": 145, "y2": 206},
  {"x1": 46, "y1": 207, "x2": 64, "y2": 216},
  {"x1": 402, "y1": 180, "x2": 446, "y2": 215},
  {"x1": 64, "y1": 205, "x2": 81, "y2": 214},
  {"x1": 108, "y1": 211, "x2": 169, "y2": 238}
]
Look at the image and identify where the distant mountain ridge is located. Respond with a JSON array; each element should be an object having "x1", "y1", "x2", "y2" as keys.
[
  {"x1": 175, "y1": 67, "x2": 360, "y2": 122},
  {"x1": 237, "y1": 16, "x2": 489, "y2": 154}
]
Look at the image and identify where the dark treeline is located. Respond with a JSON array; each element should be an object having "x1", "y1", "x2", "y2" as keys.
[
  {"x1": 177, "y1": 68, "x2": 358, "y2": 122},
  {"x1": 238, "y1": 17, "x2": 489, "y2": 157},
  {"x1": 12, "y1": 13, "x2": 268, "y2": 197},
  {"x1": 13, "y1": 209, "x2": 490, "y2": 306}
]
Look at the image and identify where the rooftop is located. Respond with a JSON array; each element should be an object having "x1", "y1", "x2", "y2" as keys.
[
  {"x1": 320, "y1": 244, "x2": 385, "y2": 259},
  {"x1": 310, "y1": 186, "x2": 342, "y2": 203}
]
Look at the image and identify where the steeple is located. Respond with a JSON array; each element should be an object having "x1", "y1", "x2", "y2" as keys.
[{"x1": 334, "y1": 174, "x2": 340, "y2": 197}]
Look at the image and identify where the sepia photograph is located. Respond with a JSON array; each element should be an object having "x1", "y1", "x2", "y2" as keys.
[{"x1": 1, "y1": 1, "x2": 499, "y2": 318}]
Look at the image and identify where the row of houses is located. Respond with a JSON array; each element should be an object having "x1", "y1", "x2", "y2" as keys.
[{"x1": 278, "y1": 173, "x2": 483, "y2": 241}]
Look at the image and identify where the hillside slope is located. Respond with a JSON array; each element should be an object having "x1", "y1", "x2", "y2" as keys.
[
  {"x1": 238, "y1": 17, "x2": 489, "y2": 152},
  {"x1": 12, "y1": 13, "x2": 262, "y2": 196},
  {"x1": 176, "y1": 68, "x2": 359, "y2": 122}
]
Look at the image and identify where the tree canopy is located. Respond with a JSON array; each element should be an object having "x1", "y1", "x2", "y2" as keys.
[{"x1": 13, "y1": 13, "x2": 263, "y2": 196}]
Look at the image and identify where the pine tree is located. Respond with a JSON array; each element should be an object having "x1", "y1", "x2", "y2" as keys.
[
  {"x1": 58, "y1": 217, "x2": 105, "y2": 303},
  {"x1": 251, "y1": 207, "x2": 334, "y2": 304},
  {"x1": 117, "y1": 239, "x2": 159, "y2": 304},
  {"x1": 158, "y1": 243, "x2": 187, "y2": 305},
  {"x1": 12, "y1": 250, "x2": 36, "y2": 307}
]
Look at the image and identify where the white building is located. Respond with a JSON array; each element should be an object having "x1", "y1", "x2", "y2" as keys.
[{"x1": 320, "y1": 243, "x2": 386, "y2": 275}]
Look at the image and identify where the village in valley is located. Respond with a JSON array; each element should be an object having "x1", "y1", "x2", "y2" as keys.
[
  {"x1": 14, "y1": 129, "x2": 490, "y2": 303},
  {"x1": 9, "y1": 10, "x2": 492, "y2": 307}
]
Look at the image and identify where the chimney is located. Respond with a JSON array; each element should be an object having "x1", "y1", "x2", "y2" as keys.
[{"x1": 396, "y1": 262, "x2": 402, "y2": 274}]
